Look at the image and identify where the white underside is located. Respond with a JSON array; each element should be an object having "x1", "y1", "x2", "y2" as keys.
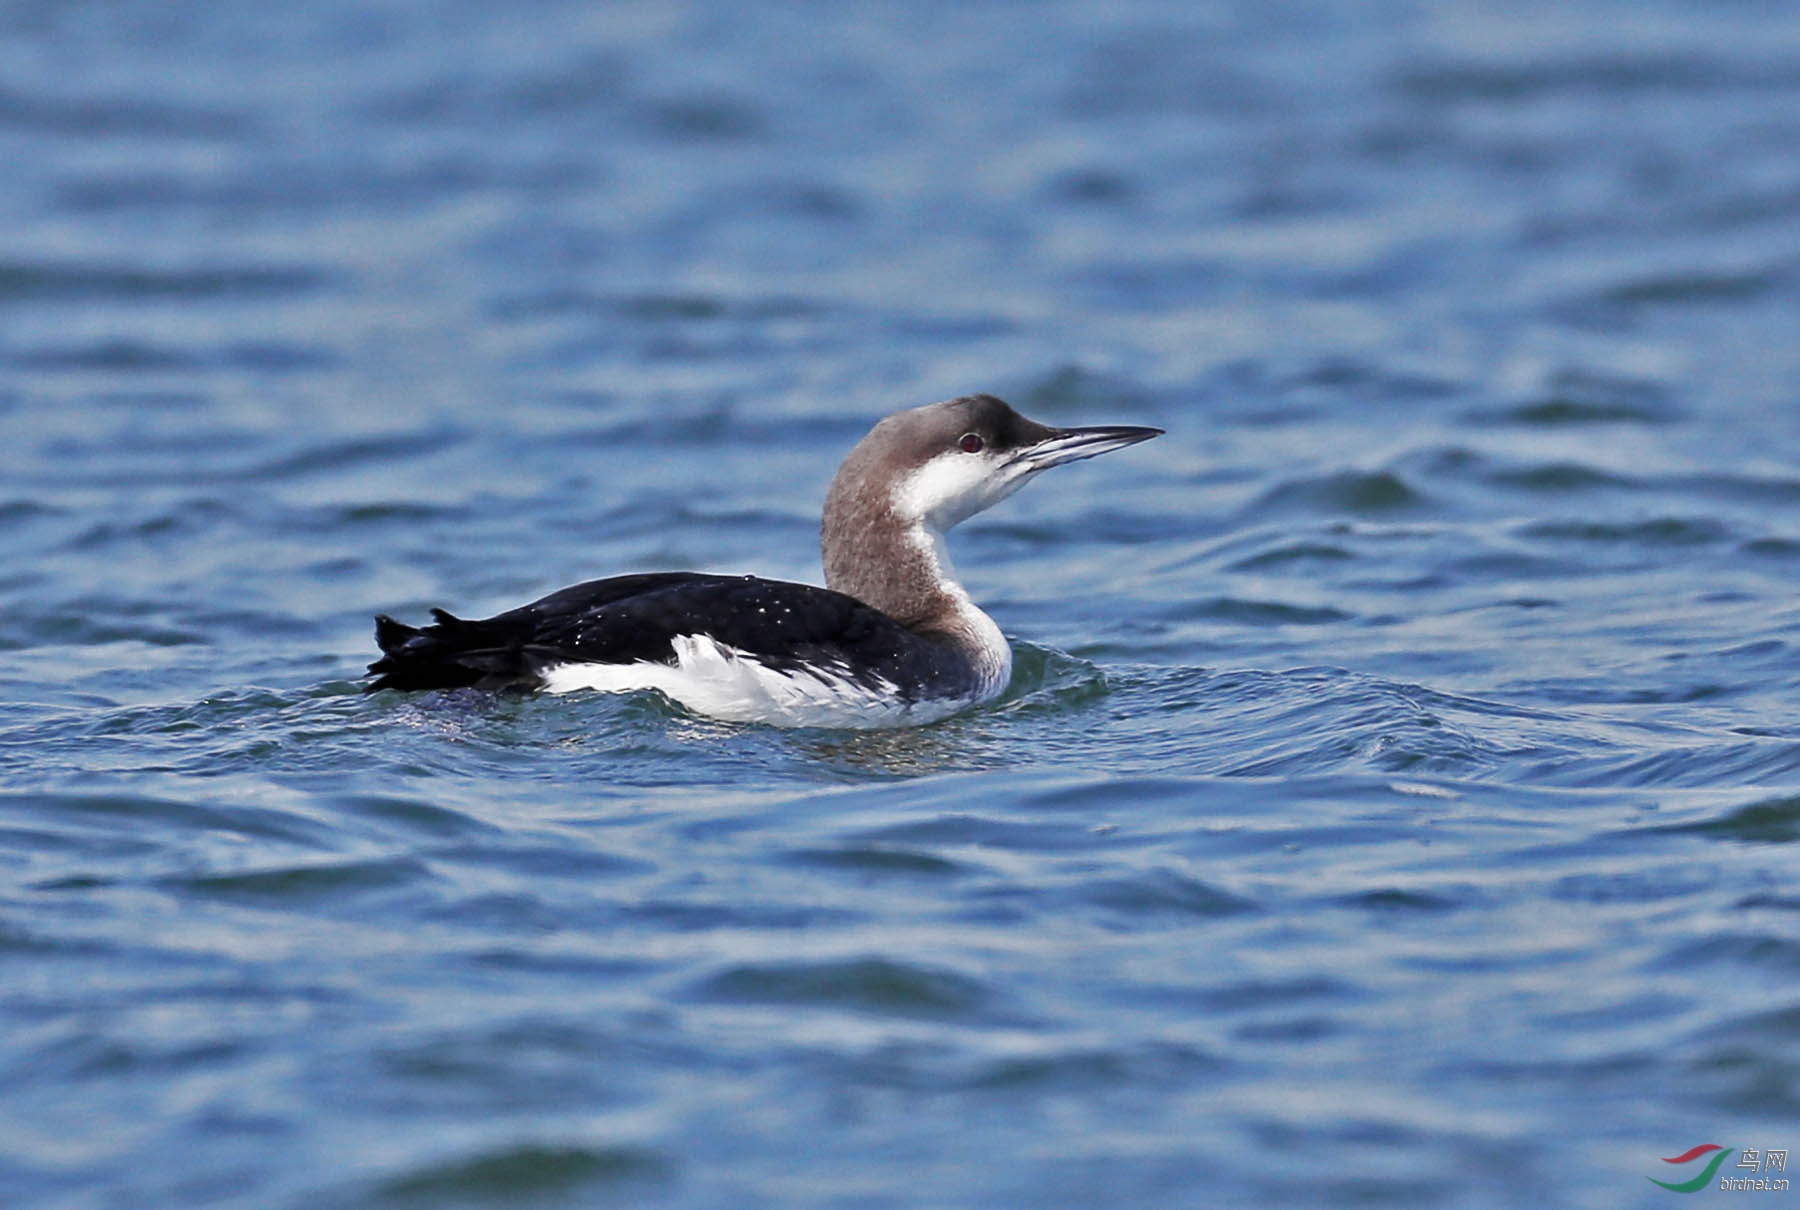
[{"x1": 538, "y1": 633, "x2": 994, "y2": 729}]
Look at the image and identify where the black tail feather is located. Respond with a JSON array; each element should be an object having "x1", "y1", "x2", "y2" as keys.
[{"x1": 365, "y1": 609, "x2": 540, "y2": 692}]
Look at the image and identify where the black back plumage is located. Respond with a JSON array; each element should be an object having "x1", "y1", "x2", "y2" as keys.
[{"x1": 366, "y1": 573, "x2": 971, "y2": 698}]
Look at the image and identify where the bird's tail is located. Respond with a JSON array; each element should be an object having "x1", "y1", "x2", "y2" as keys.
[{"x1": 365, "y1": 609, "x2": 539, "y2": 692}]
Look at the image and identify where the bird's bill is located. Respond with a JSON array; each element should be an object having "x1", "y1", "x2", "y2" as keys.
[{"x1": 1017, "y1": 424, "x2": 1163, "y2": 470}]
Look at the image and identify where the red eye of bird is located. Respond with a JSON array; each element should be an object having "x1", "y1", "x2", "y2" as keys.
[{"x1": 958, "y1": 433, "x2": 985, "y2": 454}]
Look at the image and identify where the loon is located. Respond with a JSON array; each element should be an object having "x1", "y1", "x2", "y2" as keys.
[{"x1": 367, "y1": 393, "x2": 1161, "y2": 728}]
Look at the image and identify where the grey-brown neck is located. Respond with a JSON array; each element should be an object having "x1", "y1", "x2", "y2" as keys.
[
  {"x1": 820, "y1": 437, "x2": 1013, "y2": 699},
  {"x1": 816, "y1": 393, "x2": 1162, "y2": 706},
  {"x1": 821, "y1": 395, "x2": 1064, "y2": 631},
  {"x1": 821, "y1": 443, "x2": 965, "y2": 632},
  {"x1": 819, "y1": 395, "x2": 1063, "y2": 633},
  {"x1": 818, "y1": 393, "x2": 1160, "y2": 699}
]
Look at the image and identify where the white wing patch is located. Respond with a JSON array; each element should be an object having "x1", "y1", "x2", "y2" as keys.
[{"x1": 538, "y1": 633, "x2": 979, "y2": 729}]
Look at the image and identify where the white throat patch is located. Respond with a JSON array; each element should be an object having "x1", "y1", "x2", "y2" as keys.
[{"x1": 890, "y1": 450, "x2": 1036, "y2": 533}]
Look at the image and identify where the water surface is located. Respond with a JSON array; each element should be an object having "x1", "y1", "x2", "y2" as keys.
[{"x1": 3, "y1": 3, "x2": 1800, "y2": 1207}]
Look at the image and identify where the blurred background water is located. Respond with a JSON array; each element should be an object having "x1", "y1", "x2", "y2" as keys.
[{"x1": 3, "y1": 2, "x2": 1799, "y2": 1206}]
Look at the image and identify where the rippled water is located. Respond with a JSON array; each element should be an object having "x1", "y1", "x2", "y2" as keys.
[{"x1": 4, "y1": 3, "x2": 1800, "y2": 1207}]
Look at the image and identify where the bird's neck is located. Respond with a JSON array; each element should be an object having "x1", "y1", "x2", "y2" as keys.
[
  {"x1": 823, "y1": 502, "x2": 962, "y2": 629},
  {"x1": 827, "y1": 516, "x2": 1013, "y2": 696}
]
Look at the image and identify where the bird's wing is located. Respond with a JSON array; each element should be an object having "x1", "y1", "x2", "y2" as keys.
[{"x1": 367, "y1": 573, "x2": 934, "y2": 692}]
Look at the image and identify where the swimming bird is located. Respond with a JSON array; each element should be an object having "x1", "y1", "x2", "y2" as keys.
[{"x1": 367, "y1": 393, "x2": 1161, "y2": 727}]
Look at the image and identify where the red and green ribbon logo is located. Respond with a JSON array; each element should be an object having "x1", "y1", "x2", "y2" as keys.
[{"x1": 1649, "y1": 1144, "x2": 1734, "y2": 1192}]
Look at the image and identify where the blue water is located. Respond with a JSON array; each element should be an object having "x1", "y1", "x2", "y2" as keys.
[{"x1": 4, "y1": 2, "x2": 1800, "y2": 1206}]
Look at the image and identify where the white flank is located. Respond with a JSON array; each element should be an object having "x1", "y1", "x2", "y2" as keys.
[{"x1": 538, "y1": 633, "x2": 983, "y2": 729}]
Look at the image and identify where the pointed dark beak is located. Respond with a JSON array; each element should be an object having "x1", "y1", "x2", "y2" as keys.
[{"x1": 1017, "y1": 424, "x2": 1163, "y2": 471}]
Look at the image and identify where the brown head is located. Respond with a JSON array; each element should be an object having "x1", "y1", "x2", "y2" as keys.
[{"x1": 820, "y1": 394, "x2": 1160, "y2": 626}]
